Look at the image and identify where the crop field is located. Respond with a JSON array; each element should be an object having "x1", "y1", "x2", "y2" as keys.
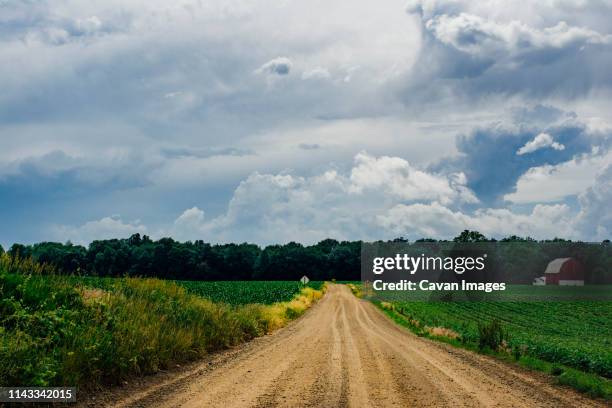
[
  {"x1": 383, "y1": 300, "x2": 612, "y2": 379},
  {"x1": 370, "y1": 284, "x2": 612, "y2": 302},
  {"x1": 75, "y1": 278, "x2": 324, "y2": 305},
  {"x1": 176, "y1": 280, "x2": 325, "y2": 305}
]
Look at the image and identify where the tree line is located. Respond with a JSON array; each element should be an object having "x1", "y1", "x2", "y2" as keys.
[
  {"x1": 1, "y1": 231, "x2": 610, "y2": 282},
  {"x1": 1, "y1": 235, "x2": 360, "y2": 281}
]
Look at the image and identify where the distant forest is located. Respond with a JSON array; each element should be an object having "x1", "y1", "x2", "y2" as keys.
[{"x1": 1, "y1": 231, "x2": 610, "y2": 282}]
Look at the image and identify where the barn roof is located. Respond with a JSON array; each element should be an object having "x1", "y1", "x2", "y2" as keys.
[{"x1": 544, "y1": 258, "x2": 572, "y2": 274}]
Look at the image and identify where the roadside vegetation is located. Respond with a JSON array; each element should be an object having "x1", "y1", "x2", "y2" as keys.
[{"x1": 0, "y1": 253, "x2": 325, "y2": 389}]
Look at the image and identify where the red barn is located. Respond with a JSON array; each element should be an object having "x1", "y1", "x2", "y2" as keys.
[{"x1": 544, "y1": 258, "x2": 585, "y2": 285}]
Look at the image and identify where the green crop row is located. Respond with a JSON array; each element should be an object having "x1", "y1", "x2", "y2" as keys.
[
  {"x1": 176, "y1": 280, "x2": 324, "y2": 305},
  {"x1": 75, "y1": 277, "x2": 324, "y2": 306},
  {"x1": 385, "y1": 300, "x2": 611, "y2": 379}
]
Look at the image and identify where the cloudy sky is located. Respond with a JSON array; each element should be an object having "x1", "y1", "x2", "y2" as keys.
[{"x1": 1, "y1": 0, "x2": 611, "y2": 247}]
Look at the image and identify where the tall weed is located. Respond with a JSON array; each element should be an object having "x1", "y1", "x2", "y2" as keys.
[{"x1": 0, "y1": 255, "x2": 325, "y2": 389}]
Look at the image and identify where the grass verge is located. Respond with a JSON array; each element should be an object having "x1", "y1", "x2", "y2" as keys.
[{"x1": 0, "y1": 253, "x2": 326, "y2": 390}]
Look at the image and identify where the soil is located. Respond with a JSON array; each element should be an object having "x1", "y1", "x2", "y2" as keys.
[{"x1": 81, "y1": 284, "x2": 605, "y2": 407}]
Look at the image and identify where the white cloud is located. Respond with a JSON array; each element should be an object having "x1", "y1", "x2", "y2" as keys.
[
  {"x1": 170, "y1": 152, "x2": 478, "y2": 243},
  {"x1": 575, "y1": 164, "x2": 612, "y2": 240},
  {"x1": 405, "y1": 0, "x2": 612, "y2": 100},
  {"x1": 425, "y1": 15, "x2": 610, "y2": 58},
  {"x1": 348, "y1": 152, "x2": 478, "y2": 205},
  {"x1": 52, "y1": 215, "x2": 147, "y2": 245},
  {"x1": 378, "y1": 202, "x2": 575, "y2": 240},
  {"x1": 52, "y1": 149, "x2": 608, "y2": 245},
  {"x1": 517, "y1": 132, "x2": 565, "y2": 155},
  {"x1": 407, "y1": 0, "x2": 612, "y2": 35},
  {"x1": 171, "y1": 207, "x2": 206, "y2": 241},
  {"x1": 175, "y1": 206, "x2": 205, "y2": 226},
  {"x1": 168, "y1": 151, "x2": 602, "y2": 244},
  {"x1": 505, "y1": 150, "x2": 612, "y2": 203},
  {"x1": 76, "y1": 16, "x2": 103, "y2": 34},
  {"x1": 255, "y1": 57, "x2": 292, "y2": 76},
  {"x1": 301, "y1": 67, "x2": 331, "y2": 80}
]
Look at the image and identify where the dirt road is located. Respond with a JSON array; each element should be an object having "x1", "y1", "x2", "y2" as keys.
[{"x1": 111, "y1": 284, "x2": 603, "y2": 408}]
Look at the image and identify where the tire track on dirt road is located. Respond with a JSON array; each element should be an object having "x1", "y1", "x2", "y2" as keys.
[{"x1": 109, "y1": 284, "x2": 605, "y2": 408}]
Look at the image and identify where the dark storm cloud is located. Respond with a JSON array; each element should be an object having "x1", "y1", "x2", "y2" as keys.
[
  {"x1": 0, "y1": 150, "x2": 153, "y2": 193},
  {"x1": 404, "y1": 1, "x2": 612, "y2": 101},
  {"x1": 435, "y1": 122, "x2": 599, "y2": 203}
]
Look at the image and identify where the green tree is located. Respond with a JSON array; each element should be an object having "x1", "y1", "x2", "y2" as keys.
[
  {"x1": 8, "y1": 243, "x2": 30, "y2": 259},
  {"x1": 453, "y1": 230, "x2": 489, "y2": 243}
]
